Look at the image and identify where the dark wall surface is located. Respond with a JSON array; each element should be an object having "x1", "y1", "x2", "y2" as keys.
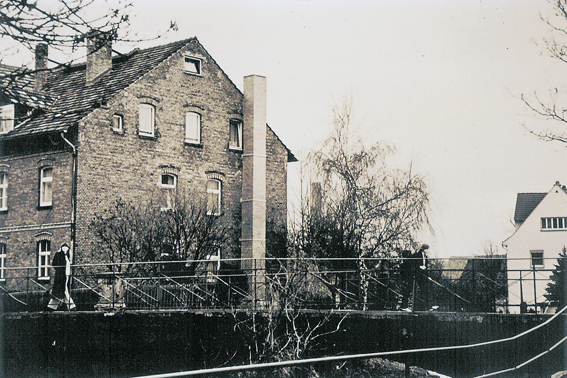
[{"x1": 1, "y1": 310, "x2": 565, "y2": 378}]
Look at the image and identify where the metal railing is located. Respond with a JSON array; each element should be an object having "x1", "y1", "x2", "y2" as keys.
[{"x1": 0, "y1": 257, "x2": 559, "y2": 314}]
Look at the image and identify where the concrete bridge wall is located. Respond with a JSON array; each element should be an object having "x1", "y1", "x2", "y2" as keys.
[{"x1": 0, "y1": 310, "x2": 565, "y2": 378}]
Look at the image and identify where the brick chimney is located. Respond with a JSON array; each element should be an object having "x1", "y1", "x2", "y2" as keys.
[
  {"x1": 241, "y1": 75, "x2": 267, "y2": 307},
  {"x1": 34, "y1": 43, "x2": 48, "y2": 91},
  {"x1": 86, "y1": 31, "x2": 112, "y2": 85}
]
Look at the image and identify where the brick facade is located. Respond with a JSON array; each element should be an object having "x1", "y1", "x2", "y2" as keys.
[{"x1": 0, "y1": 37, "x2": 294, "y2": 286}]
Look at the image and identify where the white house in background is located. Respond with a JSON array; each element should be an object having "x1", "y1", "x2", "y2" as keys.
[{"x1": 503, "y1": 181, "x2": 567, "y2": 314}]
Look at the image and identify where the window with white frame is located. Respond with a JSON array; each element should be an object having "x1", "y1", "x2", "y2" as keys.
[
  {"x1": 207, "y1": 179, "x2": 221, "y2": 216},
  {"x1": 541, "y1": 217, "x2": 567, "y2": 231},
  {"x1": 112, "y1": 114, "x2": 123, "y2": 133},
  {"x1": 204, "y1": 248, "x2": 221, "y2": 283},
  {"x1": 185, "y1": 112, "x2": 201, "y2": 144},
  {"x1": 531, "y1": 250, "x2": 544, "y2": 269},
  {"x1": 161, "y1": 173, "x2": 177, "y2": 210},
  {"x1": 184, "y1": 56, "x2": 202, "y2": 75},
  {"x1": 0, "y1": 173, "x2": 7, "y2": 211},
  {"x1": 0, "y1": 243, "x2": 6, "y2": 281},
  {"x1": 38, "y1": 240, "x2": 51, "y2": 279},
  {"x1": 39, "y1": 167, "x2": 53, "y2": 207},
  {"x1": 0, "y1": 104, "x2": 14, "y2": 133},
  {"x1": 161, "y1": 173, "x2": 177, "y2": 189},
  {"x1": 139, "y1": 103, "x2": 155, "y2": 137},
  {"x1": 229, "y1": 119, "x2": 242, "y2": 150}
]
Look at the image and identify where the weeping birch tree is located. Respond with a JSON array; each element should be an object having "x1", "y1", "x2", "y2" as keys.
[{"x1": 293, "y1": 99, "x2": 432, "y2": 309}]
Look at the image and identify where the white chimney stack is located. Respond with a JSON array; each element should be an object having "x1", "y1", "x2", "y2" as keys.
[{"x1": 241, "y1": 75, "x2": 267, "y2": 306}]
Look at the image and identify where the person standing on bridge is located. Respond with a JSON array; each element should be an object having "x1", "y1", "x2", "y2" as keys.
[
  {"x1": 400, "y1": 244, "x2": 429, "y2": 311},
  {"x1": 47, "y1": 243, "x2": 76, "y2": 311}
]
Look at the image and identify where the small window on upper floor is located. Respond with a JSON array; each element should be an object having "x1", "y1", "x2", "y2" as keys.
[
  {"x1": 139, "y1": 103, "x2": 155, "y2": 137},
  {"x1": 0, "y1": 173, "x2": 7, "y2": 211},
  {"x1": 184, "y1": 56, "x2": 202, "y2": 75},
  {"x1": 112, "y1": 114, "x2": 123, "y2": 133},
  {"x1": 185, "y1": 112, "x2": 201, "y2": 145},
  {"x1": 0, "y1": 104, "x2": 14, "y2": 134},
  {"x1": 229, "y1": 120, "x2": 242, "y2": 150}
]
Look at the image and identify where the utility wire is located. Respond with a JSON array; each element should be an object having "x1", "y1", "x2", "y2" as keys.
[{"x1": 473, "y1": 334, "x2": 567, "y2": 378}]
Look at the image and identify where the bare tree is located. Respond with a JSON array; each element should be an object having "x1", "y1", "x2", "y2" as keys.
[
  {"x1": 89, "y1": 197, "x2": 168, "y2": 274},
  {"x1": 90, "y1": 189, "x2": 232, "y2": 275},
  {"x1": 0, "y1": 0, "x2": 176, "y2": 80},
  {"x1": 291, "y1": 98, "x2": 432, "y2": 309},
  {"x1": 233, "y1": 257, "x2": 345, "y2": 378},
  {"x1": 522, "y1": 0, "x2": 567, "y2": 144}
]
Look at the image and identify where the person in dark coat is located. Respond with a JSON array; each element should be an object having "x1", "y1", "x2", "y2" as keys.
[
  {"x1": 400, "y1": 245, "x2": 429, "y2": 311},
  {"x1": 47, "y1": 243, "x2": 76, "y2": 310}
]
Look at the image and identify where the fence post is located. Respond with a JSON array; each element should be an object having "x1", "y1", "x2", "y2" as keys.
[{"x1": 532, "y1": 267, "x2": 537, "y2": 314}]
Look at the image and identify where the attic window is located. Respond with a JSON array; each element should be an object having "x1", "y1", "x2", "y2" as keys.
[
  {"x1": 0, "y1": 104, "x2": 14, "y2": 133},
  {"x1": 184, "y1": 56, "x2": 201, "y2": 75},
  {"x1": 541, "y1": 217, "x2": 567, "y2": 231}
]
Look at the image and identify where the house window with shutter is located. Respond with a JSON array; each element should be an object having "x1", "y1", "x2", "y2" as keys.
[
  {"x1": 185, "y1": 112, "x2": 201, "y2": 145},
  {"x1": 139, "y1": 103, "x2": 155, "y2": 137}
]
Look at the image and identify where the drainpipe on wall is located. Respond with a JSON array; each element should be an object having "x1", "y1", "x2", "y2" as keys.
[{"x1": 61, "y1": 131, "x2": 77, "y2": 264}]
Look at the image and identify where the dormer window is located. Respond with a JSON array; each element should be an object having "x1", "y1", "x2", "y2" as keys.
[
  {"x1": 0, "y1": 104, "x2": 14, "y2": 133},
  {"x1": 184, "y1": 56, "x2": 202, "y2": 75}
]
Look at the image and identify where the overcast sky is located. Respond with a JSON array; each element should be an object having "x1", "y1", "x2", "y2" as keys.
[{"x1": 7, "y1": 0, "x2": 567, "y2": 257}]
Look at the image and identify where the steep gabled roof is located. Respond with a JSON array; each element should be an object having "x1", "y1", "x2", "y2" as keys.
[
  {"x1": 513, "y1": 193, "x2": 547, "y2": 224},
  {"x1": 0, "y1": 38, "x2": 195, "y2": 138}
]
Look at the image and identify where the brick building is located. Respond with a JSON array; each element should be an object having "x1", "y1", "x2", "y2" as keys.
[{"x1": 0, "y1": 36, "x2": 295, "y2": 286}]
